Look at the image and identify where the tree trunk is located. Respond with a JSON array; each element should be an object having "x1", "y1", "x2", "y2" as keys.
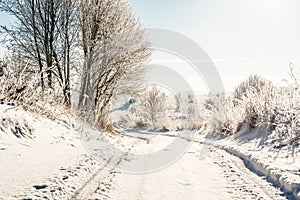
[{"x1": 31, "y1": 0, "x2": 44, "y2": 89}]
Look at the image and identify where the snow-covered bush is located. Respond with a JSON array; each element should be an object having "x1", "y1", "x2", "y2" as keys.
[
  {"x1": 181, "y1": 94, "x2": 204, "y2": 130},
  {"x1": 205, "y1": 75, "x2": 277, "y2": 135},
  {"x1": 0, "y1": 57, "x2": 66, "y2": 120},
  {"x1": 206, "y1": 71, "x2": 300, "y2": 145},
  {"x1": 236, "y1": 76, "x2": 277, "y2": 130},
  {"x1": 269, "y1": 65, "x2": 300, "y2": 144},
  {"x1": 204, "y1": 93, "x2": 231, "y2": 136},
  {"x1": 234, "y1": 75, "x2": 276, "y2": 99},
  {"x1": 273, "y1": 109, "x2": 300, "y2": 141}
]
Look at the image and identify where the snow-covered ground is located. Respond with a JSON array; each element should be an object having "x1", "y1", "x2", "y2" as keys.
[
  {"x1": 109, "y1": 134, "x2": 286, "y2": 200},
  {"x1": 0, "y1": 104, "x2": 299, "y2": 199},
  {"x1": 0, "y1": 104, "x2": 138, "y2": 199},
  {"x1": 217, "y1": 129, "x2": 300, "y2": 199}
]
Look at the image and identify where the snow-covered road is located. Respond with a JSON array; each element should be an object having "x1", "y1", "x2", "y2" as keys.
[
  {"x1": 110, "y1": 141, "x2": 232, "y2": 200},
  {"x1": 79, "y1": 132, "x2": 287, "y2": 200}
]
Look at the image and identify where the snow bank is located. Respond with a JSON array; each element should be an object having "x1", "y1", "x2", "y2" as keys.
[
  {"x1": 0, "y1": 103, "x2": 140, "y2": 199},
  {"x1": 0, "y1": 104, "x2": 85, "y2": 198},
  {"x1": 218, "y1": 129, "x2": 300, "y2": 199}
]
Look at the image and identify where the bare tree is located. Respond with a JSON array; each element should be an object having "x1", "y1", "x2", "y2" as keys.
[
  {"x1": 77, "y1": 0, "x2": 151, "y2": 130},
  {"x1": 174, "y1": 93, "x2": 182, "y2": 112},
  {"x1": 0, "y1": 0, "x2": 151, "y2": 130},
  {"x1": 0, "y1": 0, "x2": 79, "y2": 105}
]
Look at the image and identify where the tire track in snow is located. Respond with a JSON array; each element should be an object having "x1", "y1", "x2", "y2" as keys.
[
  {"x1": 71, "y1": 156, "x2": 122, "y2": 200},
  {"x1": 151, "y1": 133, "x2": 291, "y2": 199},
  {"x1": 121, "y1": 132, "x2": 288, "y2": 199},
  {"x1": 215, "y1": 149, "x2": 286, "y2": 200}
]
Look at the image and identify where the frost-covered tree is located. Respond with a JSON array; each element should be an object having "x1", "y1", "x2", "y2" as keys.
[
  {"x1": 174, "y1": 93, "x2": 182, "y2": 112},
  {"x1": 130, "y1": 85, "x2": 166, "y2": 130},
  {"x1": 0, "y1": 0, "x2": 79, "y2": 105},
  {"x1": 77, "y1": 0, "x2": 151, "y2": 130},
  {"x1": 183, "y1": 93, "x2": 200, "y2": 129}
]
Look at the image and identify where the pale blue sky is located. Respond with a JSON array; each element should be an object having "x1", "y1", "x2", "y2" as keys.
[
  {"x1": 0, "y1": 1, "x2": 300, "y2": 91},
  {"x1": 0, "y1": 12, "x2": 13, "y2": 56},
  {"x1": 127, "y1": 0, "x2": 300, "y2": 91}
]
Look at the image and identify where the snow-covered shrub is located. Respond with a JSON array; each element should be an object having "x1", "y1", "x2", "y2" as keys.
[
  {"x1": 273, "y1": 109, "x2": 300, "y2": 140},
  {"x1": 269, "y1": 65, "x2": 300, "y2": 144},
  {"x1": 0, "y1": 59, "x2": 38, "y2": 103},
  {"x1": 231, "y1": 75, "x2": 277, "y2": 131},
  {"x1": 182, "y1": 94, "x2": 204, "y2": 130},
  {"x1": 205, "y1": 71, "x2": 300, "y2": 145},
  {"x1": 0, "y1": 57, "x2": 66, "y2": 121},
  {"x1": 204, "y1": 93, "x2": 232, "y2": 136},
  {"x1": 233, "y1": 74, "x2": 276, "y2": 100},
  {"x1": 205, "y1": 75, "x2": 278, "y2": 136},
  {"x1": 164, "y1": 93, "x2": 204, "y2": 131}
]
